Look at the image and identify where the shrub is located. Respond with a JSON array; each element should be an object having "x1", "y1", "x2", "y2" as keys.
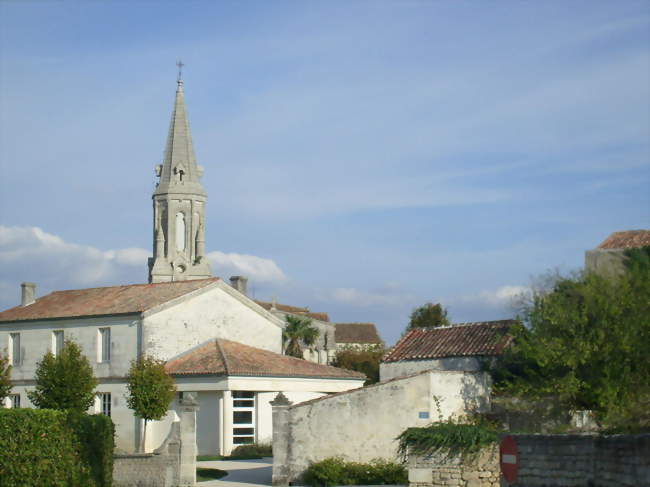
[
  {"x1": 27, "y1": 340, "x2": 98, "y2": 411},
  {"x1": 302, "y1": 457, "x2": 407, "y2": 486},
  {"x1": 397, "y1": 417, "x2": 500, "y2": 460},
  {"x1": 230, "y1": 442, "x2": 273, "y2": 457},
  {"x1": 0, "y1": 409, "x2": 114, "y2": 487}
]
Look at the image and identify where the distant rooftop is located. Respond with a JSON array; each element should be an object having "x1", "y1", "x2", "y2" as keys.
[
  {"x1": 254, "y1": 300, "x2": 330, "y2": 322},
  {"x1": 382, "y1": 320, "x2": 514, "y2": 363},
  {"x1": 597, "y1": 230, "x2": 650, "y2": 250},
  {"x1": 335, "y1": 323, "x2": 383, "y2": 344}
]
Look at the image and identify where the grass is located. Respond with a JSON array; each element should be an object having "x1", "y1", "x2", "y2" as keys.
[{"x1": 196, "y1": 467, "x2": 228, "y2": 482}]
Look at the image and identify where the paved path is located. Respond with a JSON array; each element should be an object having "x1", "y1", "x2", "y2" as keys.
[{"x1": 197, "y1": 458, "x2": 273, "y2": 487}]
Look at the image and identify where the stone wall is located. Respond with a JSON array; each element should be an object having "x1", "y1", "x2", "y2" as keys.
[
  {"x1": 114, "y1": 393, "x2": 199, "y2": 487},
  {"x1": 380, "y1": 357, "x2": 481, "y2": 381},
  {"x1": 271, "y1": 370, "x2": 492, "y2": 485},
  {"x1": 509, "y1": 434, "x2": 650, "y2": 487},
  {"x1": 408, "y1": 446, "x2": 499, "y2": 487}
]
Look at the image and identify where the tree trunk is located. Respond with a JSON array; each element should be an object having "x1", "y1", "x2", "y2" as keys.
[{"x1": 139, "y1": 418, "x2": 148, "y2": 453}]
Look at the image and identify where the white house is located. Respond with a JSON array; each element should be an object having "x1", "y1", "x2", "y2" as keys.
[{"x1": 0, "y1": 278, "x2": 364, "y2": 454}]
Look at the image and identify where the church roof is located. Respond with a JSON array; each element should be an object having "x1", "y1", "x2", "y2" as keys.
[
  {"x1": 254, "y1": 300, "x2": 330, "y2": 322},
  {"x1": 382, "y1": 320, "x2": 514, "y2": 363},
  {"x1": 597, "y1": 230, "x2": 650, "y2": 250},
  {"x1": 154, "y1": 78, "x2": 206, "y2": 197},
  {"x1": 165, "y1": 338, "x2": 366, "y2": 380},
  {"x1": 335, "y1": 323, "x2": 383, "y2": 344},
  {"x1": 0, "y1": 278, "x2": 219, "y2": 323}
]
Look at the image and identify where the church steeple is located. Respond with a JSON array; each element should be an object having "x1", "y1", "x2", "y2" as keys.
[{"x1": 148, "y1": 74, "x2": 211, "y2": 283}]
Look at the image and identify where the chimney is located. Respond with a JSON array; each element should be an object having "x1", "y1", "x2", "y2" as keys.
[
  {"x1": 21, "y1": 282, "x2": 36, "y2": 306},
  {"x1": 229, "y1": 276, "x2": 248, "y2": 296}
]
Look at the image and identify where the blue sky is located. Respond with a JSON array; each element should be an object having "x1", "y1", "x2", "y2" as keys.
[{"x1": 1, "y1": 1, "x2": 648, "y2": 345}]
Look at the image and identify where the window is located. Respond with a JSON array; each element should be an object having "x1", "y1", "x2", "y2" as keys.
[
  {"x1": 232, "y1": 391, "x2": 255, "y2": 445},
  {"x1": 9, "y1": 333, "x2": 20, "y2": 366},
  {"x1": 52, "y1": 330, "x2": 64, "y2": 356},
  {"x1": 99, "y1": 393, "x2": 111, "y2": 417},
  {"x1": 98, "y1": 328, "x2": 111, "y2": 362},
  {"x1": 9, "y1": 394, "x2": 20, "y2": 408}
]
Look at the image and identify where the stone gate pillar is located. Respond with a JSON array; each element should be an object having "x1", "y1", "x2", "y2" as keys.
[
  {"x1": 179, "y1": 392, "x2": 200, "y2": 487},
  {"x1": 271, "y1": 392, "x2": 293, "y2": 486}
]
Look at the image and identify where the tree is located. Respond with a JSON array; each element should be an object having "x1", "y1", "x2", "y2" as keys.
[
  {"x1": 332, "y1": 346, "x2": 384, "y2": 384},
  {"x1": 27, "y1": 340, "x2": 97, "y2": 411},
  {"x1": 282, "y1": 315, "x2": 319, "y2": 359},
  {"x1": 491, "y1": 248, "x2": 650, "y2": 431},
  {"x1": 0, "y1": 353, "x2": 12, "y2": 404},
  {"x1": 407, "y1": 302, "x2": 450, "y2": 331},
  {"x1": 126, "y1": 355, "x2": 177, "y2": 452}
]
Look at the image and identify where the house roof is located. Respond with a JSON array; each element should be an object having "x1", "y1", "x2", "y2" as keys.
[
  {"x1": 254, "y1": 300, "x2": 330, "y2": 322},
  {"x1": 598, "y1": 230, "x2": 650, "y2": 250},
  {"x1": 335, "y1": 323, "x2": 383, "y2": 344},
  {"x1": 382, "y1": 320, "x2": 515, "y2": 363},
  {"x1": 0, "y1": 278, "x2": 219, "y2": 323},
  {"x1": 165, "y1": 338, "x2": 366, "y2": 380}
]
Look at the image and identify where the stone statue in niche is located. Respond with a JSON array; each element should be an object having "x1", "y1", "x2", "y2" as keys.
[{"x1": 175, "y1": 212, "x2": 186, "y2": 252}]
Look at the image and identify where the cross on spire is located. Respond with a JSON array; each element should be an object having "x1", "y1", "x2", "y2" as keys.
[{"x1": 176, "y1": 60, "x2": 185, "y2": 81}]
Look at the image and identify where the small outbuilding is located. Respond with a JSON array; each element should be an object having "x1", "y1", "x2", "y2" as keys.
[{"x1": 380, "y1": 320, "x2": 514, "y2": 381}]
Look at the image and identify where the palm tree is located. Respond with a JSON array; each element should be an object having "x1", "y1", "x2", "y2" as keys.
[{"x1": 283, "y1": 315, "x2": 319, "y2": 359}]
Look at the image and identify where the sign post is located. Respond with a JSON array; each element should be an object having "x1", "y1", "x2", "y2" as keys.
[{"x1": 500, "y1": 435, "x2": 518, "y2": 484}]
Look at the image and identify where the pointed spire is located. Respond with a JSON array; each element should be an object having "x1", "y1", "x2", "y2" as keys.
[{"x1": 154, "y1": 76, "x2": 206, "y2": 196}]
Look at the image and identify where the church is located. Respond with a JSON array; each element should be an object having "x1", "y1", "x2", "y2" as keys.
[{"x1": 0, "y1": 76, "x2": 365, "y2": 454}]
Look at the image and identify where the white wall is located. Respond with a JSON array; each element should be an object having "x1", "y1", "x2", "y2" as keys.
[
  {"x1": 143, "y1": 285, "x2": 282, "y2": 360},
  {"x1": 279, "y1": 370, "x2": 492, "y2": 482},
  {"x1": 380, "y1": 356, "x2": 481, "y2": 381},
  {"x1": 0, "y1": 315, "x2": 139, "y2": 382}
]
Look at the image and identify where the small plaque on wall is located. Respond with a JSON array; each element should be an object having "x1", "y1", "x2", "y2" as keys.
[{"x1": 418, "y1": 411, "x2": 430, "y2": 419}]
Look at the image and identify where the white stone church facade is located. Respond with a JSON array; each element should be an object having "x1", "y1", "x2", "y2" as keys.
[{"x1": 0, "y1": 78, "x2": 365, "y2": 454}]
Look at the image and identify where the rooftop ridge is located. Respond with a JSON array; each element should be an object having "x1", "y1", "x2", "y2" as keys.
[
  {"x1": 215, "y1": 339, "x2": 230, "y2": 376},
  {"x1": 47, "y1": 277, "x2": 219, "y2": 294}
]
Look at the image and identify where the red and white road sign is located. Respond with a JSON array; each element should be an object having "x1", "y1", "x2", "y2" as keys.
[{"x1": 500, "y1": 435, "x2": 519, "y2": 483}]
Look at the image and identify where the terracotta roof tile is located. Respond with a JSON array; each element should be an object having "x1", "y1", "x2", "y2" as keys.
[
  {"x1": 335, "y1": 323, "x2": 383, "y2": 344},
  {"x1": 166, "y1": 339, "x2": 365, "y2": 380},
  {"x1": 254, "y1": 300, "x2": 330, "y2": 322},
  {"x1": 382, "y1": 320, "x2": 515, "y2": 363},
  {"x1": 0, "y1": 278, "x2": 219, "y2": 323},
  {"x1": 597, "y1": 230, "x2": 650, "y2": 250}
]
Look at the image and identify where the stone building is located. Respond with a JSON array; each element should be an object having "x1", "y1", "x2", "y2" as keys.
[
  {"x1": 585, "y1": 229, "x2": 650, "y2": 276},
  {"x1": 334, "y1": 322, "x2": 383, "y2": 351},
  {"x1": 380, "y1": 320, "x2": 514, "y2": 381},
  {"x1": 0, "y1": 77, "x2": 366, "y2": 455}
]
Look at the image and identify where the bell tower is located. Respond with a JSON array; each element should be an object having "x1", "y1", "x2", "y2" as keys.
[{"x1": 148, "y1": 73, "x2": 211, "y2": 283}]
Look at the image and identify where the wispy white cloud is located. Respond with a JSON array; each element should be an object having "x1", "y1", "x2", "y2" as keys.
[
  {"x1": 328, "y1": 284, "x2": 415, "y2": 308},
  {"x1": 0, "y1": 226, "x2": 287, "y2": 309},
  {"x1": 206, "y1": 250, "x2": 287, "y2": 282}
]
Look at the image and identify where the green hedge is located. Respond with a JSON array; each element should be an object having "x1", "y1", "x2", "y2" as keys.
[
  {"x1": 302, "y1": 457, "x2": 407, "y2": 486},
  {"x1": 0, "y1": 409, "x2": 114, "y2": 487}
]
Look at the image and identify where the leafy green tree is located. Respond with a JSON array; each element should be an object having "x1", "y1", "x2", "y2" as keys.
[
  {"x1": 0, "y1": 353, "x2": 12, "y2": 403},
  {"x1": 491, "y1": 248, "x2": 650, "y2": 431},
  {"x1": 126, "y1": 355, "x2": 177, "y2": 452},
  {"x1": 27, "y1": 340, "x2": 98, "y2": 411},
  {"x1": 407, "y1": 302, "x2": 450, "y2": 331},
  {"x1": 282, "y1": 315, "x2": 319, "y2": 359},
  {"x1": 332, "y1": 346, "x2": 384, "y2": 384}
]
